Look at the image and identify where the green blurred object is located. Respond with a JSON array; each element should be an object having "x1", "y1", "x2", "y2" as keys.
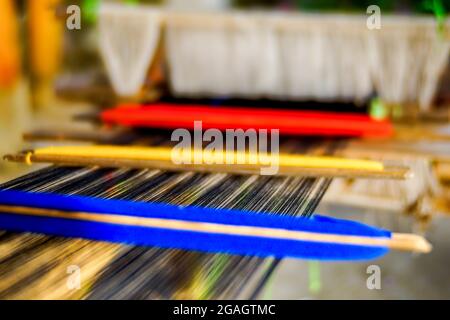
[
  {"x1": 370, "y1": 98, "x2": 389, "y2": 120},
  {"x1": 421, "y1": 0, "x2": 447, "y2": 36},
  {"x1": 201, "y1": 256, "x2": 229, "y2": 299},
  {"x1": 82, "y1": 0, "x2": 100, "y2": 24},
  {"x1": 308, "y1": 261, "x2": 321, "y2": 295},
  {"x1": 392, "y1": 104, "x2": 404, "y2": 120},
  {"x1": 235, "y1": 0, "x2": 448, "y2": 13},
  {"x1": 262, "y1": 261, "x2": 276, "y2": 300},
  {"x1": 81, "y1": 0, "x2": 142, "y2": 25}
]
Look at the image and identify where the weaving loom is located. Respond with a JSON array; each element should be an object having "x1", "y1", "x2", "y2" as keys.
[
  {"x1": 0, "y1": 115, "x2": 433, "y2": 296},
  {"x1": 1, "y1": 0, "x2": 449, "y2": 302},
  {"x1": 0, "y1": 166, "x2": 331, "y2": 299}
]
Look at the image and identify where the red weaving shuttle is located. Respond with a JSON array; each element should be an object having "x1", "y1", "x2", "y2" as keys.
[{"x1": 100, "y1": 103, "x2": 393, "y2": 138}]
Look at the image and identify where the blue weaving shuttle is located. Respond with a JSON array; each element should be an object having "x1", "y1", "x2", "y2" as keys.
[{"x1": 0, "y1": 190, "x2": 431, "y2": 261}]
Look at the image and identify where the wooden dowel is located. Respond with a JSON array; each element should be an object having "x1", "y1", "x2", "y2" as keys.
[
  {"x1": 4, "y1": 153, "x2": 411, "y2": 180},
  {"x1": 337, "y1": 144, "x2": 450, "y2": 165},
  {"x1": 0, "y1": 204, "x2": 431, "y2": 253}
]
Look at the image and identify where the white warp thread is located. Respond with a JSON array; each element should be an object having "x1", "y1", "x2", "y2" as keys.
[
  {"x1": 98, "y1": 6, "x2": 449, "y2": 108},
  {"x1": 98, "y1": 4, "x2": 162, "y2": 97},
  {"x1": 165, "y1": 12, "x2": 449, "y2": 108}
]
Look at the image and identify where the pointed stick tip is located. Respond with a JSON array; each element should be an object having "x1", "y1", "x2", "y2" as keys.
[{"x1": 391, "y1": 233, "x2": 432, "y2": 253}]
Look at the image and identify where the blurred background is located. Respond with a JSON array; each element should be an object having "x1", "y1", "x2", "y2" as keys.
[{"x1": 0, "y1": 0, "x2": 449, "y2": 299}]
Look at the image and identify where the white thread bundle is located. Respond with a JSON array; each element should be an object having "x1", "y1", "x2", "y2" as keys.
[
  {"x1": 166, "y1": 13, "x2": 373, "y2": 101},
  {"x1": 166, "y1": 0, "x2": 230, "y2": 10},
  {"x1": 367, "y1": 17, "x2": 450, "y2": 110},
  {"x1": 98, "y1": 4, "x2": 449, "y2": 109},
  {"x1": 266, "y1": 14, "x2": 372, "y2": 101},
  {"x1": 166, "y1": 12, "x2": 284, "y2": 97},
  {"x1": 98, "y1": 4, "x2": 162, "y2": 97},
  {"x1": 325, "y1": 157, "x2": 441, "y2": 213}
]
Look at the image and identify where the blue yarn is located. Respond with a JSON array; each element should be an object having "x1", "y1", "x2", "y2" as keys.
[{"x1": 0, "y1": 190, "x2": 390, "y2": 261}]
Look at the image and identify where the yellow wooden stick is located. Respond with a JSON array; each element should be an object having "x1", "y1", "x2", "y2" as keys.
[{"x1": 29, "y1": 145, "x2": 385, "y2": 171}]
